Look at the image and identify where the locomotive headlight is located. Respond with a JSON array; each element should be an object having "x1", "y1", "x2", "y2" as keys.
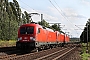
[
  {"x1": 18, "y1": 37, "x2": 22, "y2": 41},
  {"x1": 30, "y1": 37, "x2": 35, "y2": 40}
]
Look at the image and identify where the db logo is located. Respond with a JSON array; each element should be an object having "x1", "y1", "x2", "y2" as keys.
[{"x1": 24, "y1": 37, "x2": 28, "y2": 39}]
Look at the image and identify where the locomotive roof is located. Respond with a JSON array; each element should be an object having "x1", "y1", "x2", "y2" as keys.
[
  {"x1": 20, "y1": 23, "x2": 43, "y2": 28},
  {"x1": 45, "y1": 27, "x2": 54, "y2": 32},
  {"x1": 20, "y1": 23, "x2": 57, "y2": 32}
]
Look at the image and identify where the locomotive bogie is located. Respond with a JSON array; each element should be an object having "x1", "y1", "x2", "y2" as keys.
[{"x1": 16, "y1": 41, "x2": 35, "y2": 49}]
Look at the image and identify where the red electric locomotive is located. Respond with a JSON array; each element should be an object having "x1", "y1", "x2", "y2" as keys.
[
  {"x1": 16, "y1": 22, "x2": 70, "y2": 50},
  {"x1": 16, "y1": 23, "x2": 43, "y2": 49}
]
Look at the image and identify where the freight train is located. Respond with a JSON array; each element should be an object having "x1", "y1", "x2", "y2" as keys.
[{"x1": 16, "y1": 22, "x2": 70, "y2": 51}]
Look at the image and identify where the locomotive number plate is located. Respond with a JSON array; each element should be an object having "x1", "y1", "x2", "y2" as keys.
[{"x1": 23, "y1": 40, "x2": 28, "y2": 41}]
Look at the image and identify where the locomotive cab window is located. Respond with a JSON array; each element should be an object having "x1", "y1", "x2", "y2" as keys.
[
  {"x1": 20, "y1": 27, "x2": 26, "y2": 34},
  {"x1": 27, "y1": 27, "x2": 34, "y2": 34},
  {"x1": 20, "y1": 27, "x2": 34, "y2": 34},
  {"x1": 37, "y1": 28, "x2": 40, "y2": 34}
]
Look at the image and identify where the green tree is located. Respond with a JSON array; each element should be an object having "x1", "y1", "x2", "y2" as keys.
[
  {"x1": 80, "y1": 19, "x2": 90, "y2": 43},
  {"x1": 13, "y1": 0, "x2": 21, "y2": 26},
  {"x1": 24, "y1": 11, "x2": 31, "y2": 23},
  {"x1": 38, "y1": 20, "x2": 63, "y2": 32},
  {"x1": 21, "y1": 13, "x2": 26, "y2": 24},
  {"x1": 51, "y1": 24, "x2": 62, "y2": 32},
  {"x1": 38, "y1": 19, "x2": 50, "y2": 27},
  {"x1": 0, "y1": 0, "x2": 19, "y2": 40}
]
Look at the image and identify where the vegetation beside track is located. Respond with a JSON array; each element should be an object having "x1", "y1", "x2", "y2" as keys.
[
  {"x1": 81, "y1": 43, "x2": 90, "y2": 60},
  {"x1": 0, "y1": 40, "x2": 16, "y2": 47}
]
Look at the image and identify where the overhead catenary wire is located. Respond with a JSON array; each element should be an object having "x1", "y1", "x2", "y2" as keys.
[
  {"x1": 19, "y1": 0, "x2": 59, "y2": 23},
  {"x1": 19, "y1": 0, "x2": 78, "y2": 30},
  {"x1": 51, "y1": 0, "x2": 84, "y2": 38},
  {"x1": 48, "y1": 0, "x2": 66, "y2": 20},
  {"x1": 18, "y1": 0, "x2": 51, "y2": 20},
  {"x1": 53, "y1": 0, "x2": 83, "y2": 30},
  {"x1": 49, "y1": 0, "x2": 83, "y2": 37},
  {"x1": 19, "y1": 0, "x2": 37, "y2": 12},
  {"x1": 20, "y1": 6, "x2": 31, "y2": 12}
]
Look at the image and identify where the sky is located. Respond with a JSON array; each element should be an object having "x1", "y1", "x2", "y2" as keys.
[{"x1": 9, "y1": 0, "x2": 90, "y2": 38}]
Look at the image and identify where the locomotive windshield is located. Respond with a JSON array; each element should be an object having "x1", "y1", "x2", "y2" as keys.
[{"x1": 20, "y1": 27, "x2": 34, "y2": 34}]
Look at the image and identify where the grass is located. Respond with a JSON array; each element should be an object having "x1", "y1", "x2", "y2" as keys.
[
  {"x1": 81, "y1": 43, "x2": 90, "y2": 60},
  {"x1": 81, "y1": 53, "x2": 90, "y2": 60},
  {"x1": 0, "y1": 40, "x2": 16, "y2": 47}
]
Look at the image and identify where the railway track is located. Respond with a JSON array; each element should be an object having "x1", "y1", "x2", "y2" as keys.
[
  {"x1": 35, "y1": 47, "x2": 76, "y2": 60},
  {"x1": 0, "y1": 46, "x2": 16, "y2": 52},
  {"x1": 0, "y1": 46, "x2": 32, "y2": 60},
  {"x1": 0, "y1": 47, "x2": 64, "y2": 60},
  {"x1": 0, "y1": 44, "x2": 81, "y2": 60}
]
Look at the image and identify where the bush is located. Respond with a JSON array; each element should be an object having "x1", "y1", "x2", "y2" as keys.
[{"x1": 0, "y1": 40, "x2": 16, "y2": 47}]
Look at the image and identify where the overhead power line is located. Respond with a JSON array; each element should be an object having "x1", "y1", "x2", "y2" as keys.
[
  {"x1": 19, "y1": 0, "x2": 37, "y2": 12},
  {"x1": 53, "y1": 0, "x2": 84, "y2": 30},
  {"x1": 48, "y1": 0, "x2": 65, "y2": 19},
  {"x1": 49, "y1": 0, "x2": 83, "y2": 36},
  {"x1": 18, "y1": 0, "x2": 55, "y2": 23},
  {"x1": 20, "y1": 6, "x2": 31, "y2": 12}
]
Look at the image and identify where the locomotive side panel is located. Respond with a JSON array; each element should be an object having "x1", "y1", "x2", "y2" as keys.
[
  {"x1": 47, "y1": 31, "x2": 57, "y2": 44},
  {"x1": 60, "y1": 34, "x2": 65, "y2": 42},
  {"x1": 67, "y1": 36, "x2": 70, "y2": 42},
  {"x1": 36, "y1": 28, "x2": 47, "y2": 42},
  {"x1": 64, "y1": 34, "x2": 70, "y2": 43}
]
